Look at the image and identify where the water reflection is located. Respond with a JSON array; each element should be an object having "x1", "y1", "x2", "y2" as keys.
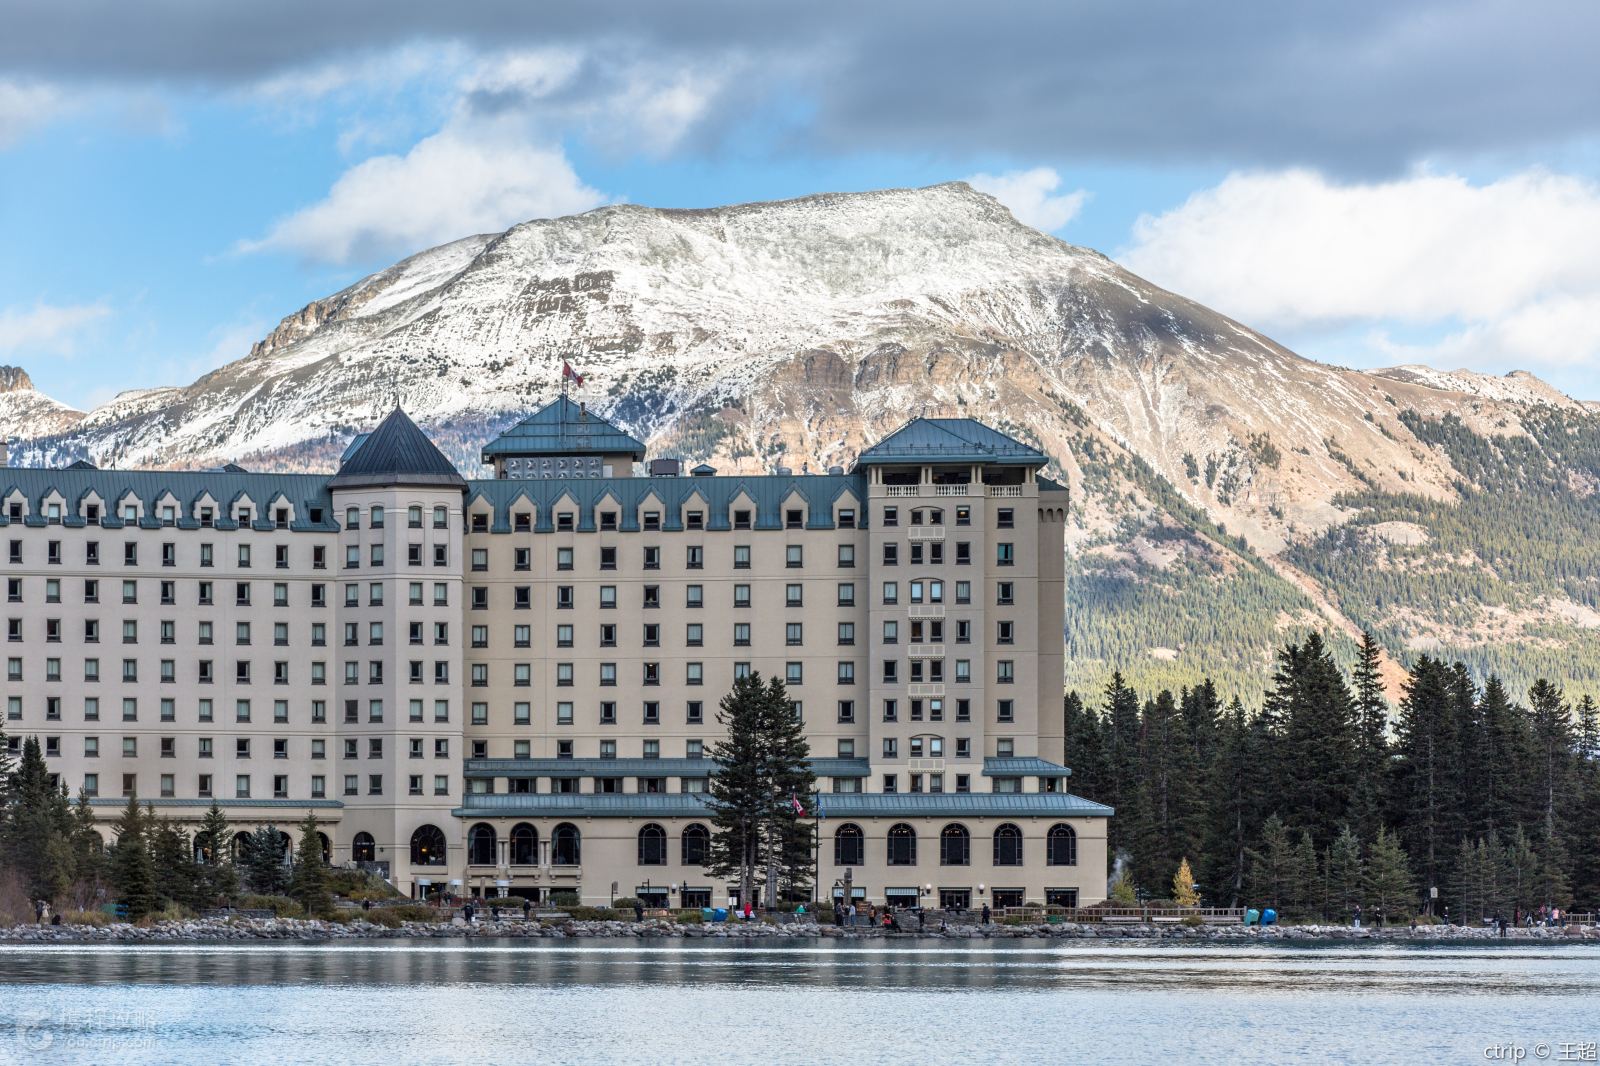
[{"x1": 1, "y1": 942, "x2": 1595, "y2": 1065}]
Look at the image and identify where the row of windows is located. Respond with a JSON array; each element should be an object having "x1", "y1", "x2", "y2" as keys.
[
  {"x1": 32, "y1": 733, "x2": 451, "y2": 761},
  {"x1": 834, "y1": 822, "x2": 1077, "y2": 867},
  {"x1": 71, "y1": 770, "x2": 393, "y2": 801},
  {"x1": 3, "y1": 577, "x2": 455, "y2": 609},
  {"x1": 6, "y1": 696, "x2": 453, "y2": 725}
]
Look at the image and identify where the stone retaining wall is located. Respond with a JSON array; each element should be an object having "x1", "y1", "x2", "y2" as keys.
[{"x1": 1, "y1": 918, "x2": 1597, "y2": 944}]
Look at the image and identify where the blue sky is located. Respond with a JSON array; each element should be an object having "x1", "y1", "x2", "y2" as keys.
[{"x1": 3, "y1": 2, "x2": 1599, "y2": 408}]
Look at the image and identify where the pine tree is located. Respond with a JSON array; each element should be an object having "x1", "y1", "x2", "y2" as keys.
[
  {"x1": 1527, "y1": 680, "x2": 1574, "y2": 833},
  {"x1": 1130, "y1": 689, "x2": 1196, "y2": 892},
  {"x1": 1101, "y1": 673, "x2": 1142, "y2": 857},
  {"x1": 1569, "y1": 696, "x2": 1600, "y2": 907},
  {"x1": 706, "y1": 674, "x2": 770, "y2": 907},
  {"x1": 1171, "y1": 858, "x2": 1199, "y2": 907},
  {"x1": 1199, "y1": 697, "x2": 1254, "y2": 907},
  {"x1": 1502, "y1": 827, "x2": 1540, "y2": 919},
  {"x1": 1348, "y1": 632, "x2": 1390, "y2": 840},
  {"x1": 756, "y1": 675, "x2": 816, "y2": 905},
  {"x1": 1364, "y1": 827, "x2": 1416, "y2": 921},
  {"x1": 706, "y1": 674, "x2": 814, "y2": 907},
  {"x1": 1390, "y1": 656, "x2": 1463, "y2": 910},
  {"x1": 1289, "y1": 829, "x2": 1321, "y2": 918},
  {"x1": 242, "y1": 825, "x2": 288, "y2": 895},
  {"x1": 289, "y1": 812, "x2": 331, "y2": 917},
  {"x1": 109, "y1": 794, "x2": 156, "y2": 921},
  {"x1": 4, "y1": 737, "x2": 77, "y2": 902},
  {"x1": 1245, "y1": 815, "x2": 1296, "y2": 910},
  {"x1": 195, "y1": 802, "x2": 238, "y2": 906},
  {"x1": 148, "y1": 813, "x2": 198, "y2": 913},
  {"x1": 1062, "y1": 692, "x2": 1108, "y2": 800},
  {"x1": 1324, "y1": 825, "x2": 1364, "y2": 923},
  {"x1": 1475, "y1": 676, "x2": 1528, "y2": 836},
  {"x1": 1274, "y1": 634, "x2": 1359, "y2": 851}
]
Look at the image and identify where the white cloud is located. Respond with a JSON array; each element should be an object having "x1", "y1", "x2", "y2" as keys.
[
  {"x1": 0, "y1": 301, "x2": 111, "y2": 354},
  {"x1": 1121, "y1": 168, "x2": 1600, "y2": 372},
  {"x1": 239, "y1": 124, "x2": 608, "y2": 263},
  {"x1": 0, "y1": 80, "x2": 71, "y2": 147},
  {"x1": 966, "y1": 167, "x2": 1088, "y2": 232}
]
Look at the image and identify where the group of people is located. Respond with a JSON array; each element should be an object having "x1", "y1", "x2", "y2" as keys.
[
  {"x1": 832, "y1": 901, "x2": 991, "y2": 928},
  {"x1": 456, "y1": 898, "x2": 536, "y2": 924}
]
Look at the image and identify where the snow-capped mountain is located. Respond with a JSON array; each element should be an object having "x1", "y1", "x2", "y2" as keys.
[{"x1": 6, "y1": 183, "x2": 1597, "y2": 696}]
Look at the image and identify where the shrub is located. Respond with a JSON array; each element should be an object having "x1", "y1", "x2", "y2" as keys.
[
  {"x1": 610, "y1": 897, "x2": 642, "y2": 911},
  {"x1": 549, "y1": 891, "x2": 580, "y2": 908},
  {"x1": 63, "y1": 909, "x2": 108, "y2": 927},
  {"x1": 676, "y1": 911, "x2": 705, "y2": 925},
  {"x1": 1180, "y1": 915, "x2": 1206, "y2": 928},
  {"x1": 237, "y1": 894, "x2": 305, "y2": 918}
]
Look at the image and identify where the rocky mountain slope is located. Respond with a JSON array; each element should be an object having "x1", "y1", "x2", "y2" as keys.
[{"x1": 6, "y1": 183, "x2": 1597, "y2": 699}]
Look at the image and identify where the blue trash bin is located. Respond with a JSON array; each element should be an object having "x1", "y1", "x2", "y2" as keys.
[
  {"x1": 712, "y1": 907, "x2": 728, "y2": 923},
  {"x1": 1244, "y1": 908, "x2": 1260, "y2": 926},
  {"x1": 1262, "y1": 908, "x2": 1277, "y2": 926}
]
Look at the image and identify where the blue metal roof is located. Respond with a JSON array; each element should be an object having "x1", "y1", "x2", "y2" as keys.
[
  {"x1": 464, "y1": 472, "x2": 864, "y2": 533},
  {"x1": 854, "y1": 418, "x2": 1046, "y2": 467},
  {"x1": 0, "y1": 468, "x2": 339, "y2": 531},
  {"x1": 453, "y1": 792, "x2": 1112, "y2": 819},
  {"x1": 463, "y1": 757, "x2": 871, "y2": 779},
  {"x1": 983, "y1": 757, "x2": 1073, "y2": 777},
  {"x1": 481, "y1": 397, "x2": 647, "y2": 462},
  {"x1": 330, "y1": 407, "x2": 467, "y2": 490}
]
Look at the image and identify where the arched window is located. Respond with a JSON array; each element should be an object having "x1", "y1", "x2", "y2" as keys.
[
  {"x1": 638, "y1": 823, "x2": 668, "y2": 866},
  {"x1": 370, "y1": 505, "x2": 385, "y2": 528},
  {"x1": 509, "y1": 824, "x2": 538, "y2": 866},
  {"x1": 1047, "y1": 824, "x2": 1078, "y2": 866},
  {"x1": 552, "y1": 823, "x2": 581, "y2": 866},
  {"x1": 940, "y1": 823, "x2": 970, "y2": 866},
  {"x1": 432, "y1": 505, "x2": 448, "y2": 529},
  {"x1": 231, "y1": 831, "x2": 253, "y2": 863},
  {"x1": 834, "y1": 823, "x2": 864, "y2": 867},
  {"x1": 410, "y1": 824, "x2": 446, "y2": 867},
  {"x1": 681, "y1": 824, "x2": 710, "y2": 868},
  {"x1": 887, "y1": 823, "x2": 917, "y2": 866},
  {"x1": 352, "y1": 832, "x2": 376, "y2": 863},
  {"x1": 467, "y1": 823, "x2": 497, "y2": 866},
  {"x1": 316, "y1": 832, "x2": 332, "y2": 864},
  {"x1": 408, "y1": 505, "x2": 423, "y2": 528},
  {"x1": 344, "y1": 506, "x2": 360, "y2": 529},
  {"x1": 993, "y1": 823, "x2": 1023, "y2": 867}
]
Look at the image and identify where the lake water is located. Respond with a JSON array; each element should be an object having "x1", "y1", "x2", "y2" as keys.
[{"x1": 0, "y1": 939, "x2": 1595, "y2": 1064}]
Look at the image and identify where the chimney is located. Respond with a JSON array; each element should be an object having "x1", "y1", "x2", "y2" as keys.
[{"x1": 579, "y1": 402, "x2": 588, "y2": 422}]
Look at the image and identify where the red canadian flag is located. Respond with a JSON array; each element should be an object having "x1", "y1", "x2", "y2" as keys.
[{"x1": 562, "y1": 361, "x2": 584, "y2": 387}]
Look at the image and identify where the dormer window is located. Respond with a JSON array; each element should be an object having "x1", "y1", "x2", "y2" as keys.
[
  {"x1": 86, "y1": 504, "x2": 100, "y2": 522},
  {"x1": 199, "y1": 508, "x2": 214, "y2": 527},
  {"x1": 238, "y1": 508, "x2": 252, "y2": 525},
  {"x1": 557, "y1": 513, "x2": 575, "y2": 532},
  {"x1": 686, "y1": 510, "x2": 704, "y2": 530},
  {"x1": 275, "y1": 508, "x2": 289, "y2": 529},
  {"x1": 600, "y1": 511, "x2": 618, "y2": 531},
  {"x1": 733, "y1": 509, "x2": 752, "y2": 530},
  {"x1": 837, "y1": 508, "x2": 855, "y2": 528},
  {"x1": 122, "y1": 505, "x2": 137, "y2": 522}
]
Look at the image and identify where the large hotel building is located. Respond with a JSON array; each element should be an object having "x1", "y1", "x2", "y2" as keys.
[{"x1": 2, "y1": 398, "x2": 1110, "y2": 910}]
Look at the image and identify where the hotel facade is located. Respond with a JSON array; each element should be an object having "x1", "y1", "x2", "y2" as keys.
[{"x1": 2, "y1": 398, "x2": 1110, "y2": 910}]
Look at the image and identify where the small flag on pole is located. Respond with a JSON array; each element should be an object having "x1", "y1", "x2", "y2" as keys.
[
  {"x1": 815, "y1": 795, "x2": 826, "y2": 820},
  {"x1": 563, "y1": 360, "x2": 584, "y2": 387},
  {"x1": 790, "y1": 792, "x2": 806, "y2": 817}
]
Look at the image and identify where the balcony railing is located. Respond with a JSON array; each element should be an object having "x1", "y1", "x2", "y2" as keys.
[
  {"x1": 907, "y1": 526, "x2": 945, "y2": 541},
  {"x1": 884, "y1": 485, "x2": 923, "y2": 497},
  {"x1": 988, "y1": 485, "x2": 1024, "y2": 497},
  {"x1": 933, "y1": 485, "x2": 970, "y2": 496}
]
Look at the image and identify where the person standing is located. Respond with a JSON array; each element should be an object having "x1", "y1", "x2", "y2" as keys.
[
  {"x1": 522, "y1": 898, "x2": 532, "y2": 921},
  {"x1": 981, "y1": 903, "x2": 992, "y2": 925},
  {"x1": 1353, "y1": 903, "x2": 1362, "y2": 930},
  {"x1": 633, "y1": 899, "x2": 645, "y2": 923}
]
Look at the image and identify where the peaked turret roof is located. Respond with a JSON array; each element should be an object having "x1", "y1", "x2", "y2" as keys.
[
  {"x1": 854, "y1": 417, "x2": 1046, "y2": 466},
  {"x1": 481, "y1": 396, "x2": 646, "y2": 462},
  {"x1": 329, "y1": 407, "x2": 466, "y2": 490}
]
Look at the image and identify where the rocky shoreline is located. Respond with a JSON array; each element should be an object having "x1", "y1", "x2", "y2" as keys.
[{"x1": 2, "y1": 917, "x2": 1597, "y2": 944}]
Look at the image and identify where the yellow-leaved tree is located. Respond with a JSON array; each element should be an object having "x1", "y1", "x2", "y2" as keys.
[{"x1": 1172, "y1": 858, "x2": 1200, "y2": 907}]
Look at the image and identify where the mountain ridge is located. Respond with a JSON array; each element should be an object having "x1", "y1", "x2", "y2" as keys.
[{"x1": 5, "y1": 182, "x2": 1597, "y2": 699}]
